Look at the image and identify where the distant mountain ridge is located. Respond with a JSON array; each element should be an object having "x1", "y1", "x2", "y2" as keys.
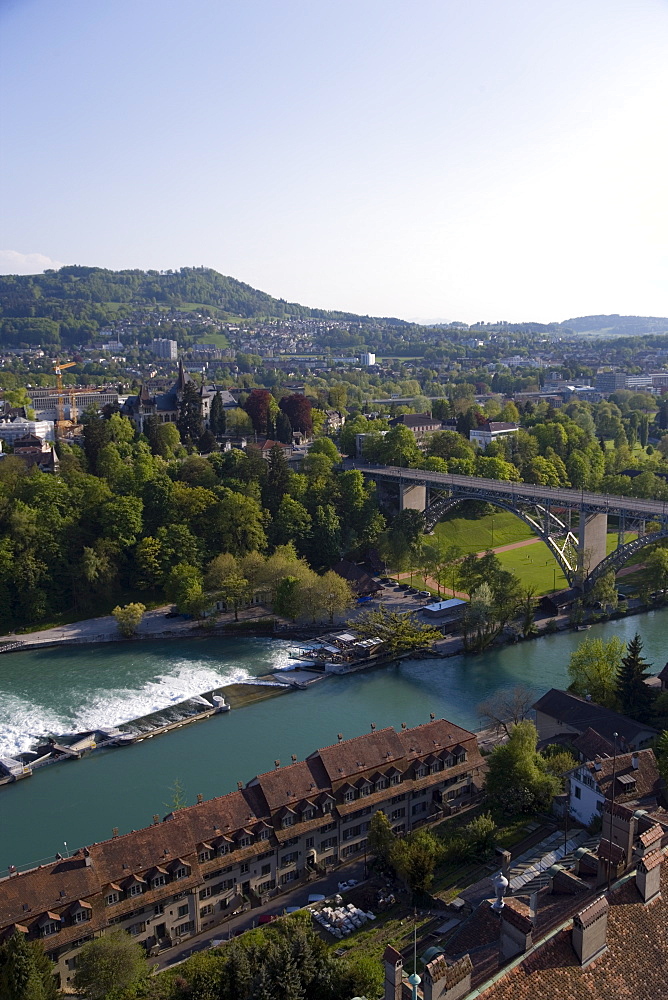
[{"x1": 561, "y1": 314, "x2": 668, "y2": 335}]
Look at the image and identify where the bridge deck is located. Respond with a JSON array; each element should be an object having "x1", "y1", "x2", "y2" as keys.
[{"x1": 356, "y1": 463, "x2": 668, "y2": 521}]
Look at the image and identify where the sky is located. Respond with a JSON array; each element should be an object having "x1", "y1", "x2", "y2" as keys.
[{"x1": 1, "y1": 0, "x2": 667, "y2": 323}]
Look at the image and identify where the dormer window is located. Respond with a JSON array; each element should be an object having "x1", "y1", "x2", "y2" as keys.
[
  {"x1": 72, "y1": 909, "x2": 90, "y2": 924},
  {"x1": 218, "y1": 842, "x2": 231, "y2": 855},
  {"x1": 415, "y1": 766, "x2": 427, "y2": 779},
  {"x1": 430, "y1": 761, "x2": 442, "y2": 773},
  {"x1": 238, "y1": 835, "x2": 252, "y2": 848},
  {"x1": 41, "y1": 920, "x2": 60, "y2": 937},
  {"x1": 173, "y1": 866, "x2": 188, "y2": 880},
  {"x1": 198, "y1": 850, "x2": 212, "y2": 863},
  {"x1": 105, "y1": 892, "x2": 120, "y2": 907},
  {"x1": 390, "y1": 773, "x2": 401, "y2": 786},
  {"x1": 375, "y1": 777, "x2": 388, "y2": 791},
  {"x1": 282, "y1": 814, "x2": 294, "y2": 828},
  {"x1": 457, "y1": 751, "x2": 467, "y2": 764},
  {"x1": 303, "y1": 808, "x2": 315, "y2": 820},
  {"x1": 128, "y1": 883, "x2": 143, "y2": 897},
  {"x1": 445, "y1": 755, "x2": 455, "y2": 768},
  {"x1": 322, "y1": 800, "x2": 333, "y2": 813},
  {"x1": 344, "y1": 790, "x2": 355, "y2": 803},
  {"x1": 258, "y1": 828, "x2": 270, "y2": 840},
  {"x1": 152, "y1": 875, "x2": 166, "y2": 888}
]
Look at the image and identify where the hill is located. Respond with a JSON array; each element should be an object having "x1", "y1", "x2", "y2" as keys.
[
  {"x1": 0, "y1": 265, "x2": 403, "y2": 348},
  {"x1": 561, "y1": 314, "x2": 668, "y2": 336}
]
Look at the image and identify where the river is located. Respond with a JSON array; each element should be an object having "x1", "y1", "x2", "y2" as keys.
[{"x1": 0, "y1": 612, "x2": 666, "y2": 870}]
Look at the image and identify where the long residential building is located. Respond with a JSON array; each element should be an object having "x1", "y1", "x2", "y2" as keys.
[{"x1": 0, "y1": 719, "x2": 483, "y2": 989}]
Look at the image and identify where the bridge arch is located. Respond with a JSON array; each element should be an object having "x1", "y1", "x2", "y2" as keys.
[
  {"x1": 425, "y1": 492, "x2": 577, "y2": 584},
  {"x1": 583, "y1": 527, "x2": 668, "y2": 592}
]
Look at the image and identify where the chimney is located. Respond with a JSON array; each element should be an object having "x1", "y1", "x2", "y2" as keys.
[
  {"x1": 636, "y1": 850, "x2": 664, "y2": 905},
  {"x1": 274, "y1": 759, "x2": 280, "y2": 769},
  {"x1": 83, "y1": 848, "x2": 91, "y2": 868},
  {"x1": 499, "y1": 900, "x2": 534, "y2": 959},
  {"x1": 237, "y1": 781, "x2": 243, "y2": 791},
  {"x1": 152, "y1": 815, "x2": 160, "y2": 825},
  {"x1": 337, "y1": 733, "x2": 343, "y2": 742},
  {"x1": 423, "y1": 954, "x2": 472, "y2": 1000},
  {"x1": 112, "y1": 827, "x2": 119, "y2": 838},
  {"x1": 601, "y1": 801, "x2": 637, "y2": 868},
  {"x1": 291, "y1": 754, "x2": 297, "y2": 763},
  {"x1": 631, "y1": 754, "x2": 639, "y2": 770},
  {"x1": 371, "y1": 722, "x2": 376, "y2": 730},
  {"x1": 196, "y1": 793, "x2": 203, "y2": 804},
  {"x1": 383, "y1": 944, "x2": 403, "y2": 1000},
  {"x1": 571, "y1": 896, "x2": 608, "y2": 966}
]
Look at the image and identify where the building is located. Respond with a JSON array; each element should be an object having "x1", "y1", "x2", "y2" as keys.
[
  {"x1": 594, "y1": 372, "x2": 627, "y2": 393},
  {"x1": 0, "y1": 417, "x2": 54, "y2": 445},
  {"x1": 0, "y1": 719, "x2": 484, "y2": 987},
  {"x1": 122, "y1": 360, "x2": 217, "y2": 432},
  {"x1": 381, "y1": 808, "x2": 668, "y2": 1000},
  {"x1": 388, "y1": 413, "x2": 444, "y2": 444},
  {"x1": 360, "y1": 352, "x2": 376, "y2": 366},
  {"x1": 151, "y1": 339, "x2": 178, "y2": 360},
  {"x1": 469, "y1": 421, "x2": 519, "y2": 451},
  {"x1": 567, "y1": 748, "x2": 664, "y2": 827},
  {"x1": 532, "y1": 689, "x2": 659, "y2": 751},
  {"x1": 3, "y1": 432, "x2": 60, "y2": 473}
]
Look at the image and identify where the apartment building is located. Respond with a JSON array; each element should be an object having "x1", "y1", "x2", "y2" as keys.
[{"x1": 0, "y1": 720, "x2": 483, "y2": 987}]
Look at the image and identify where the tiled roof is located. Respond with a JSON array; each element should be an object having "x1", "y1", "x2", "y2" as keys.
[
  {"x1": 582, "y1": 749, "x2": 663, "y2": 806},
  {"x1": 639, "y1": 849, "x2": 664, "y2": 872},
  {"x1": 501, "y1": 899, "x2": 533, "y2": 933},
  {"x1": 571, "y1": 728, "x2": 616, "y2": 761},
  {"x1": 639, "y1": 824, "x2": 663, "y2": 848},
  {"x1": 478, "y1": 862, "x2": 668, "y2": 999},
  {"x1": 573, "y1": 895, "x2": 608, "y2": 929}
]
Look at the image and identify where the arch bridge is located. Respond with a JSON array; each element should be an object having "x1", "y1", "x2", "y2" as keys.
[{"x1": 356, "y1": 463, "x2": 668, "y2": 592}]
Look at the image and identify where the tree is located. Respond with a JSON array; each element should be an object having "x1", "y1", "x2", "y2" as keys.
[
  {"x1": 271, "y1": 496, "x2": 312, "y2": 551},
  {"x1": 567, "y1": 635, "x2": 625, "y2": 708},
  {"x1": 316, "y1": 570, "x2": 355, "y2": 622},
  {"x1": 112, "y1": 602, "x2": 146, "y2": 637},
  {"x1": 273, "y1": 575, "x2": 301, "y2": 619},
  {"x1": 164, "y1": 562, "x2": 204, "y2": 611},
  {"x1": 198, "y1": 428, "x2": 218, "y2": 453},
  {"x1": 477, "y1": 684, "x2": 536, "y2": 737},
  {"x1": 354, "y1": 605, "x2": 442, "y2": 653},
  {"x1": 378, "y1": 425, "x2": 421, "y2": 467},
  {"x1": 305, "y1": 505, "x2": 341, "y2": 569},
  {"x1": 245, "y1": 388, "x2": 274, "y2": 435},
  {"x1": 263, "y1": 445, "x2": 292, "y2": 515},
  {"x1": 280, "y1": 393, "x2": 313, "y2": 436},
  {"x1": 391, "y1": 829, "x2": 444, "y2": 898},
  {"x1": 177, "y1": 381, "x2": 204, "y2": 443},
  {"x1": 0, "y1": 932, "x2": 57, "y2": 1000},
  {"x1": 588, "y1": 569, "x2": 618, "y2": 610},
  {"x1": 72, "y1": 931, "x2": 149, "y2": 1000},
  {"x1": 646, "y1": 547, "x2": 668, "y2": 594},
  {"x1": 218, "y1": 574, "x2": 251, "y2": 620},
  {"x1": 275, "y1": 409, "x2": 293, "y2": 444},
  {"x1": 367, "y1": 810, "x2": 395, "y2": 868},
  {"x1": 209, "y1": 390, "x2": 226, "y2": 436},
  {"x1": 485, "y1": 721, "x2": 561, "y2": 816},
  {"x1": 309, "y1": 436, "x2": 340, "y2": 462},
  {"x1": 615, "y1": 632, "x2": 654, "y2": 721}
]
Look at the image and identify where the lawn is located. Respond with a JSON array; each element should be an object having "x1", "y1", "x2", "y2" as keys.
[
  {"x1": 194, "y1": 330, "x2": 230, "y2": 348},
  {"x1": 434, "y1": 511, "x2": 534, "y2": 554}
]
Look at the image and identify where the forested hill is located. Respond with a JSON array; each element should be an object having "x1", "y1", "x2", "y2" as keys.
[
  {"x1": 0, "y1": 265, "x2": 403, "y2": 347},
  {"x1": 561, "y1": 314, "x2": 668, "y2": 336}
]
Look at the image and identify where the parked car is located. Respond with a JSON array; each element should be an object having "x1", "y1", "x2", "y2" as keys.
[
  {"x1": 419, "y1": 590, "x2": 431, "y2": 597},
  {"x1": 257, "y1": 913, "x2": 280, "y2": 925}
]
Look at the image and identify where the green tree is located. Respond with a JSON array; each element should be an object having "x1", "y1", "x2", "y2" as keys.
[
  {"x1": 588, "y1": 569, "x2": 618, "y2": 610},
  {"x1": 111, "y1": 602, "x2": 145, "y2": 637},
  {"x1": 271, "y1": 495, "x2": 312, "y2": 551},
  {"x1": 209, "y1": 390, "x2": 227, "y2": 436},
  {"x1": 391, "y1": 829, "x2": 444, "y2": 898},
  {"x1": 0, "y1": 932, "x2": 57, "y2": 1000},
  {"x1": 273, "y1": 575, "x2": 301, "y2": 619},
  {"x1": 305, "y1": 505, "x2": 341, "y2": 569},
  {"x1": 164, "y1": 562, "x2": 204, "y2": 611},
  {"x1": 485, "y1": 721, "x2": 561, "y2": 816},
  {"x1": 315, "y1": 570, "x2": 355, "y2": 623},
  {"x1": 646, "y1": 547, "x2": 668, "y2": 594},
  {"x1": 367, "y1": 810, "x2": 395, "y2": 868},
  {"x1": 567, "y1": 635, "x2": 625, "y2": 708},
  {"x1": 355, "y1": 605, "x2": 442, "y2": 653},
  {"x1": 615, "y1": 632, "x2": 655, "y2": 721},
  {"x1": 218, "y1": 573, "x2": 251, "y2": 620},
  {"x1": 177, "y1": 380, "x2": 204, "y2": 443},
  {"x1": 72, "y1": 931, "x2": 149, "y2": 1000}
]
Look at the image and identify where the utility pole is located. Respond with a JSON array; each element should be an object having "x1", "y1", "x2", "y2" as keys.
[{"x1": 606, "y1": 732, "x2": 619, "y2": 894}]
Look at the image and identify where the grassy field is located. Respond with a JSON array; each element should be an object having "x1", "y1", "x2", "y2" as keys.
[
  {"x1": 194, "y1": 330, "x2": 230, "y2": 348},
  {"x1": 434, "y1": 511, "x2": 534, "y2": 553}
]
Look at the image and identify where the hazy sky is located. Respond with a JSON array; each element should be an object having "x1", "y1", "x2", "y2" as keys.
[{"x1": 1, "y1": 0, "x2": 667, "y2": 323}]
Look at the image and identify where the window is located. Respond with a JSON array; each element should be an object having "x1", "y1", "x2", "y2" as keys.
[
  {"x1": 41, "y1": 921, "x2": 60, "y2": 937},
  {"x1": 257, "y1": 880, "x2": 274, "y2": 894},
  {"x1": 360, "y1": 784, "x2": 371, "y2": 797},
  {"x1": 281, "y1": 851, "x2": 298, "y2": 866},
  {"x1": 154, "y1": 904, "x2": 164, "y2": 916},
  {"x1": 173, "y1": 867, "x2": 188, "y2": 880},
  {"x1": 574, "y1": 786, "x2": 582, "y2": 799},
  {"x1": 261, "y1": 863, "x2": 271, "y2": 875},
  {"x1": 283, "y1": 836, "x2": 299, "y2": 847},
  {"x1": 128, "y1": 883, "x2": 143, "y2": 897},
  {"x1": 238, "y1": 835, "x2": 252, "y2": 848},
  {"x1": 240, "y1": 862, "x2": 250, "y2": 875},
  {"x1": 375, "y1": 778, "x2": 388, "y2": 791},
  {"x1": 320, "y1": 822, "x2": 336, "y2": 833},
  {"x1": 415, "y1": 766, "x2": 427, "y2": 779},
  {"x1": 322, "y1": 800, "x2": 333, "y2": 813},
  {"x1": 218, "y1": 843, "x2": 231, "y2": 856},
  {"x1": 305, "y1": 837, "x2": 314, "y2": 849},
  {"x1": 72, "y1": 909, "x2": 90, "y2": 924},
  {"x1": 177, "y1": 904, "x2": 189, "y2": 918},
  {"x1": 390, "y1": 808, "x2": 405, "y2": 821},
  {"x1": 258, "y1": 829, "x2": 270, "y2": 840},
  {"x1": 173, "y1": 892, "x2": 187, "y2": 902},
  {"x1": 412, "y1": 801, "x2": 427, "y2": 816},
  {"x1": 128, "y1": 921, "x2": 146, "y2": 936},
  {"x1": 321, "y1": 836, "x2": 338, "y2": 849},
  {"x1": 258, "y1": 850, "x2": 273, "y2": 861},
  {"x1": 174, "y1": 921, "x2": 194, "y2": 936},
  {"x1": 198, "y1": 850, "x2": 212, "y2": 863},
  {"x1": 390, "y1": 774, "x2": 402, "y2": 785},
  {"x1": 199, "y1": 887, "x2": 213, "y2": 900},
  {"x1": 303, "y1": 807, "x2": 315, "y2": 820},
  {"x1": 457, "y1": 751, "x2": 467, "y2": 764},
  {"x1": 152, "y1": 875, "x2": 166, "y2": 888},
  {"x1": 344, "y1": 790, "x2": 355, "y2": 803},
  {"x1": 391, "y1": 793, "x2": 405, "y2": 804},
  {"x1": 280, "y1": 871, "x2": 296, "y2": 885},
  {"x1": 200, "y1": 904, "x2": 214, "y2": 917},
  {"x1": 105, "y1": 893, "x2": 119, "y2": 906},
  {"x1": 282, "y1": 814, "x2": 294, "y2": 828},
  {"x1": 430, "y1": 761, "x2": 442, "y2": 773}
]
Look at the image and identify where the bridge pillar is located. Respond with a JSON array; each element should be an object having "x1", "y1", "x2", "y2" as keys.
[
  {"x1": 399, "y1": 483, "x2": 427, "y2": 512},
  {"x1": 576, "y1": 513, "x2": 608, "y2": 586}
]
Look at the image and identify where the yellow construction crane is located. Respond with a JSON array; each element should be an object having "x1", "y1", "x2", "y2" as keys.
[{"x1": 52, "y1": 361, "x2": 77, "y2": 439}]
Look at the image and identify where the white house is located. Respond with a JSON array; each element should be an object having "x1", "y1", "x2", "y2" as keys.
[
  {"x1": 0, "y1": 417, "x2": 54, "y2": 445},
  {"x1": 567, "y1": 749, "x2": 663, "y2": 827},
  {"x1": 469, "y1": 420, "x2": 519, "y2": 451}
]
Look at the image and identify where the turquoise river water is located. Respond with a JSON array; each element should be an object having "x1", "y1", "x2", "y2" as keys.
[{"x1": 0, "y1": 613, "x2": 666, "y2": 869}]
